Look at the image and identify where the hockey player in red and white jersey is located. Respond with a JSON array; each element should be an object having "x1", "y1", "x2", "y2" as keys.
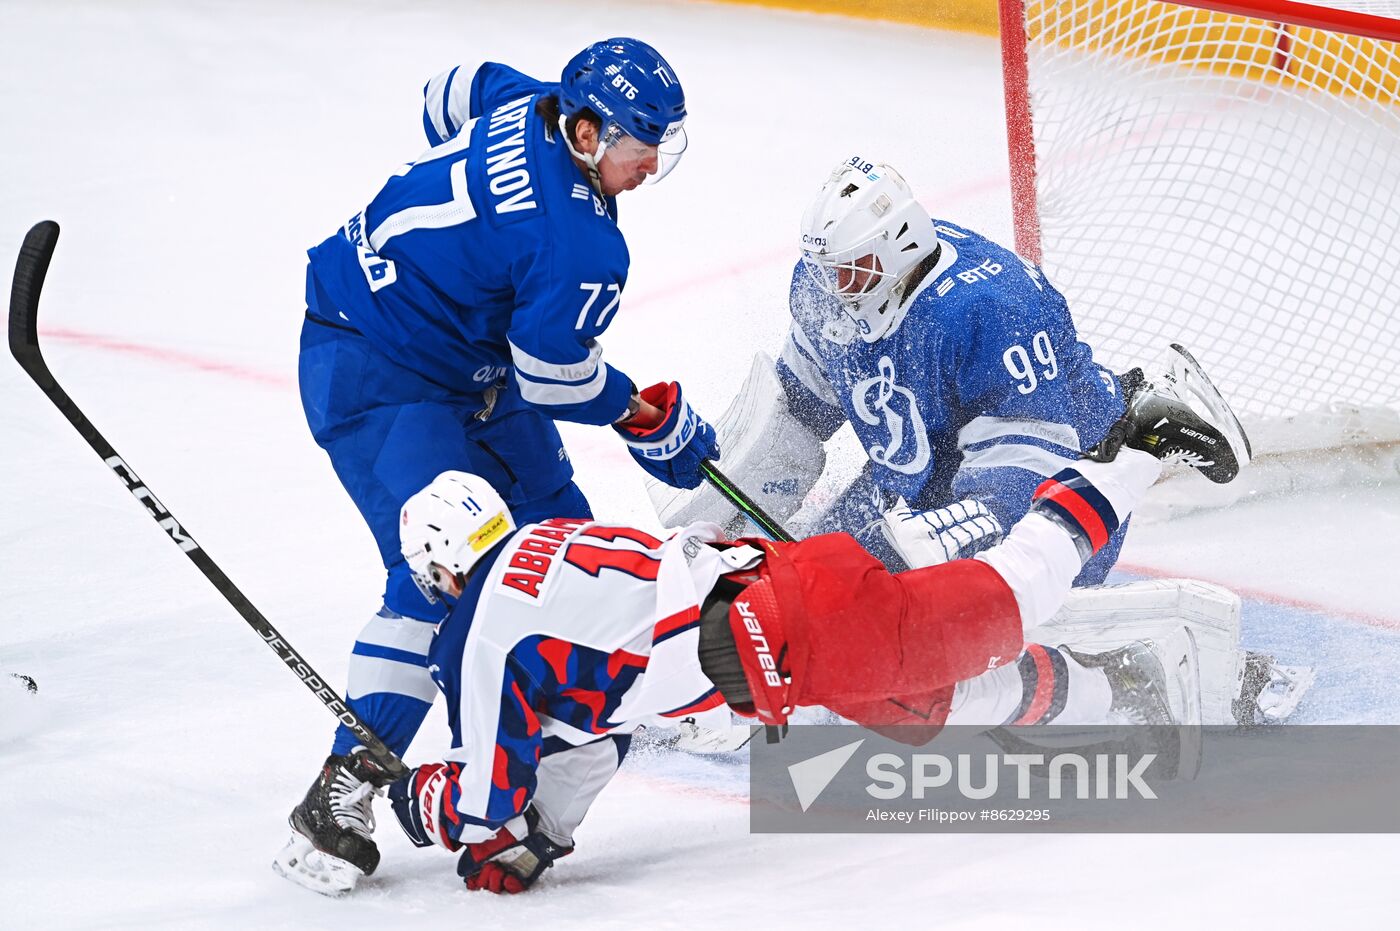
[{"x1": 273, "y1": 352, "x2": 1250, "y2": 896}]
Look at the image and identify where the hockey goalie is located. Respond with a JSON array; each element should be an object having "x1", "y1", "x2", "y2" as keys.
[{"x1": 650, "y1": 158, "x2": 1315, "y2": 744}]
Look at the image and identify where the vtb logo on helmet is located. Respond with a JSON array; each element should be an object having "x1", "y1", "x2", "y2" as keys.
[
  {"x1": 559, "y1": 37, "x2": 689, "y2": 182},
  {"x1": 400, "y1": 471, "x2": 517, "y2": 603},
  {"x1": 798, "y1": 158, "x2": 939, "y2": 343}
]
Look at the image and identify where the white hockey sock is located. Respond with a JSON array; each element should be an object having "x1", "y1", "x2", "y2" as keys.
[
  {"x1": 945, "y1": 645, "x2": 1112, "y2": 727},
  {"x1": 1059, "y1": 447, "x2": 1162, "y2": 523}
]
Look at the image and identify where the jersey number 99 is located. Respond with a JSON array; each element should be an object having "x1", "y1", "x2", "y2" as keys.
[{"x1": 1002, "y1": 331, "x2": 1058, "y2": 395}]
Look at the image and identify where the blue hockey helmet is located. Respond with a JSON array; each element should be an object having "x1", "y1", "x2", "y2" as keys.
[{"x1": 559, "y1": 38, "x2": 688, "y2": 182}]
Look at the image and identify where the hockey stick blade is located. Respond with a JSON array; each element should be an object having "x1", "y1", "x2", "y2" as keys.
[
  {"x1": 8, "y1": 220, "x2": 60, "y2": 379},
  {"x1": 7, "y1": 222, "x2": 409, "y2": 780}
]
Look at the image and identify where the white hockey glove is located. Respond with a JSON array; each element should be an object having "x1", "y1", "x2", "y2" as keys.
[{"x1": 879, "y1": 498, "x2": 1004, "y2": 569}]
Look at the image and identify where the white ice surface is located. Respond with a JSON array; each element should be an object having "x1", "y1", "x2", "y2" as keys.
[{"x1": 3, "y1": 1, "x2": 1399, "y2": 927}]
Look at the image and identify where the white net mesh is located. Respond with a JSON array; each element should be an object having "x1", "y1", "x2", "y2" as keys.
[{"x1": 1017, "y1": 0, "x2": 1400, "y2": 434}]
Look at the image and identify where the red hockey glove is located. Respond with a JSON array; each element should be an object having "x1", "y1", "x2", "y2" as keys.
[
  {"x1": 614, "y1": 381, "x2": 720, "y2": 490},
  {"x1": 456, "y1": 810, "x2": 573, "y2": 894}
]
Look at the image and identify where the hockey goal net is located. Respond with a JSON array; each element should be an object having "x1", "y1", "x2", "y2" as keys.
[{"x1": 1000, "y1": 0, "x2": 1400, "y2": 512}]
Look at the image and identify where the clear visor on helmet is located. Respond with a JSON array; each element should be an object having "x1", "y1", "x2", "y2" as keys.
[
  {"x1": 599, "y1": 121, "x2": 687, "y2": 184},
  {"x1": 799, "y1": 232, "x2": 892, "y2": 305}
]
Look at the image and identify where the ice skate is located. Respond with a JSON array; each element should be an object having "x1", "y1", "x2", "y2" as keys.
[
  {"x1": 272, "y1": 750, "x2": 386, "y2": 896},
  {"x1": 1233, "y1": 650, "x2": 1316, "y2": 724},
  {"x1": 1066, "y1": 630, "x2": 1204, "y2": 779},
  {"x1": 1091, "y1": 343, "x2": 1252, "y2": 483},
  {"x1": 674, "y1": 712, "x2": 756, "y2": 754},
  {"x1": 1068, "y1": 628, "x2": 1202, "y2": 778}
]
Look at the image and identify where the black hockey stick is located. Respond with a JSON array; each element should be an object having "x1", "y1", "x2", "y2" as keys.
[
  {"x1": 8, "y1": 221, "x2": 408, "y2": 780},
  {"x1": 699, "y1": 460, "x2": 795, "y2": 543}
]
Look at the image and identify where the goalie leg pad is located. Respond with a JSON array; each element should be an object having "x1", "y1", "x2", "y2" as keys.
[{"x1": 1026, "y1": 579, "x2": 1241, "y2": 725}]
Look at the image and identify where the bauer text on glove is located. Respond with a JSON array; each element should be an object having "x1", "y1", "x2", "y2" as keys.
[{"x1": 615, "y1": 381, "x2": 719, "y2": 489}]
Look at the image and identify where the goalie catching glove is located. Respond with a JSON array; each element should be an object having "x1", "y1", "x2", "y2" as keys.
[
  {"x1": 615, "y1": 381, "x2": 719, "y2": 489},
  {"x1": 880, "y1": 498, "x2": 1004, "y2": 569}
]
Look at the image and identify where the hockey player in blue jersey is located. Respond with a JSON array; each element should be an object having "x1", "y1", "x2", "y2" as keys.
[
  {"x1": 288, "y1": 37, "x2": 718, "y2": 855},
  {"x1": 654, "y1": 156, "x2": 1127, "y2": 584}
]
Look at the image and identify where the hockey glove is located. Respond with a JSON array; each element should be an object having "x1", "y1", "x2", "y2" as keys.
[
  {"x1": 614, "y1": 381, "x2": 720, "y2": 490},
  {"x1": 388, "y1": 762, "x2": 463, "y2": 851},
  {"x1": 457, "y1": 810, "x2": 572, "y2": 895},
  {"x1": 879, "y1": 498, "x2": 1004, "y2": 569}
]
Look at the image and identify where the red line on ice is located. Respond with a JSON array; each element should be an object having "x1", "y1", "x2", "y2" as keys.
[
  {"x1": 1117, "y1": 560, "x2": 1400, "y2": 632},
  {"x1": 41, "y1": 326, "x2": 295, "y2": 389}
]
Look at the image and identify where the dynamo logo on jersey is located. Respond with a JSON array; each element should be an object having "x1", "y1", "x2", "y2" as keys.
[{"x1": 851, "y1": 357, "x2": 930, "y2": 474}]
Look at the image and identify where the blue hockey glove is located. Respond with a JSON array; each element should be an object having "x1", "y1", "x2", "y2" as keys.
[
  {"x1": 615, "y1": 381, "x2": 719, "y2": 490},
  {"x1": 457, "y1": 810, "x2": 572, "y2": 895},
  {"x1": 879, "y1": 498, "x2": 1004, "y2": 569}
]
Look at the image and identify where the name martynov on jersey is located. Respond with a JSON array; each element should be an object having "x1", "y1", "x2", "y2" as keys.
[
  {"x1": 776, "y1": 218, "x2": 1124, "y2": 516},
  {"x1": 303, "y1": 62, "x2": 635, "y2": 425},
  {"x1": 423, "y1": 517, "x2": 758, "y2": 845}
]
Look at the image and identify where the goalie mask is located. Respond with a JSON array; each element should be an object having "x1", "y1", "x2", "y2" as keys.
[
  {"x1": 799, "y1": 157, "x2": 937, "y2": 343},
  {"x1": 399, "y1": 471, "x2": 516, "y2": 602}
]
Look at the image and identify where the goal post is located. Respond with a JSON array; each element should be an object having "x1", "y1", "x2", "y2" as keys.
[{"x1": 999, "y1": 0, "x2": 1400, "y2": 503}]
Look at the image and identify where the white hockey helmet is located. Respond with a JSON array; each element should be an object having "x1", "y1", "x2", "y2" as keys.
[
  {"x1": 399, "y1": 471, "x2": 516, "y2": 600},
  {"x1": 798, "y1": 157, "x2": 937, "y2": 342}
]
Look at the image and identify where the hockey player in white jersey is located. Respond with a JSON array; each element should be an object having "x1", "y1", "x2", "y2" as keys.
[{"x1": 274, "y1": 354, "x2": 1253, "y2": 896}]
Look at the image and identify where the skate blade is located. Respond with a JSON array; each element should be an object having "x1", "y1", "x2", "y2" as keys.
[
  {"x1": 675, "y1": 722, "x2": 756, "y2": 754},
  {"x1": 1164, "y1": 344, "x2": 1253, "y2": 471},
  {"x1": 271, "y1": 832, "x2": 364, "y2": 897}
]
